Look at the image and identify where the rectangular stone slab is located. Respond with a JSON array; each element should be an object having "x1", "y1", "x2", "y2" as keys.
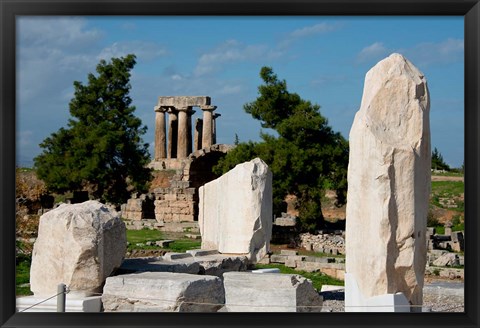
[
  {"x1": 158, "y1": 96, "x2": 210, "y2": 107},
  {"x1": 223, "y1": 272, "x2": 322, "y2": 312},
  {"x1": 102, "y1": 272, "x2": 224, "y2": 312}
]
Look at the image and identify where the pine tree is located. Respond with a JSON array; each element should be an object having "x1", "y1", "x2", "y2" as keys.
[
  {"x1": 34, "y1": 54, "x2": 151, "y2": 205},
  {"x1": 431, "y1": 147, "x2": 450, "y2": 171},
  {"x1": 215, "y1": 67, "x2": 349, "y2": 232}
]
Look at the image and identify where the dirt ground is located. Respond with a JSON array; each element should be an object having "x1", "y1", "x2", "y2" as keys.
[{"x1": 431, "y1": 175, "x2": 464, "y2": 182}]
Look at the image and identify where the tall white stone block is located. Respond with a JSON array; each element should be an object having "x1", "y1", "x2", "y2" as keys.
[
  {"x1": 345, "y1": 53, "x2": 431, "y2": 312},
  {"x1": 198, "y1": 158, "x2": 273, "y2": 263}
]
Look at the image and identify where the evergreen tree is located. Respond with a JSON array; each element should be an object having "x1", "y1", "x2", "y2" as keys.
[
  {"x1": 431, "y1": 147, "x2": 450, "y2": 171},
  {"x1": 34, "y1": 54, "x2": 151, "y2": 205},
  {"x1": 214, "y1": 67, "x2": 348, "y2": 232}
]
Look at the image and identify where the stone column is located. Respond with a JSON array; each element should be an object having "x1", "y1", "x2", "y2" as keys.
[
  {"x1": 187, "y1": 110, "x2": 195, "y2": 156},
  {"x1": 213, "y1": 113, "x2": 221, "y2": 145},
  {"x1": 154, "y1": 106, "x2": 167, "y2": 160},
  {"x1": 194, "y1": 118, "x2": 203, "y2": 151},
  {"x1": 167, "y1": 108, "x2": 178, "y2": 159},
  {"x1": 201, "y1": 105, "x2": 217, "y2": 149},
  {"x1": 176, "y1": 107, "x2": 191, "y2": 158}
]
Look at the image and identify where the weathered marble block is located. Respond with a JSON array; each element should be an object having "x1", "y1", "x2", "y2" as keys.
[
  {"x1": 30, "y1": 201, "x2": 126, "y2": 297},
  {"x1": 102, "y1": 272, "x2": 224, "y2": 312},
  {"x1": 345, "y1": 53, "x2": 430, "y2": 312},
  {"x1": 223, "y1": 272, "x2": 323, "y2": 312},
  {"x1": 199, "y1": 158, "x2": 273, "y2": 263}
]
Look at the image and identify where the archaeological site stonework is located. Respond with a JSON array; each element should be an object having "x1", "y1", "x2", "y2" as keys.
[
  {"x1": 30, "y1": 201, "x2": 126, "y2": 297},
  {"x1": 121, "y1": 96, "x2": 231, "y2": 232},
  {"x1": 199, "y1": 158, "x2": 273, "y2": 263},
  {"x1": 345, "y1": 53, "x2": 431, "y2": 312}
]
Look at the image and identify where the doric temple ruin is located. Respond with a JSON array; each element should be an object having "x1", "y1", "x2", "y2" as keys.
[
  {"x1": 153, "y1": 96, "x2": 220, "y2": 160},
  {"x1": 121, "y1": 96, "x2": 232, "y2": 232}
]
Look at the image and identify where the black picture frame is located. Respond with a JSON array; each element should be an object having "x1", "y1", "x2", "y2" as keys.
[{"x1": 1, "y1": 1, "x2": 478, "y2": 327}]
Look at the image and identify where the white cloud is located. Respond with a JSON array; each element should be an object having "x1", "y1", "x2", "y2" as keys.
[
  {"x1": 289, "y1": 23, "x2": 337, "y2": 39},
  {"x1": 218, "y1": 84, "x2": 243, "y2": 95},
  {"x1": 400, "y1": 38, "x2": 463, "y2": 67},
  {"x1": 355, "y1": 38, "x2": 464, "y2": 67},
  {"x1": 97, "y1": 41, "x2": 168, "y2": 62},
  {"x1": 279, "y1": 23, "x2": 339, "y2": 49},
  {"x1": 171, "y1": 74, "x2": 183, "y2": 81},
  {"x1": 17, "y1": 130, "x2": 33, "y2": 147},
  {"x1": 17, "y1": 18, "x2": 102, "y2": 105},
  {"x1": 17, "y1": 17, "x2": 102, "y2": 49},
  {"x1": 356, "y1": 42, "x2": 389, "y2": 63},
  {"x1": 194, "y1": 39, "x2": 279, "y2": 77}
]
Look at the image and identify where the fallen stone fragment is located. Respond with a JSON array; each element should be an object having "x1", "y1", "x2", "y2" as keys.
[
  {"x1": 30, "y1": 201, "x2": 126, "y2": 297},
  {"x1": 223, "y1": 272, "x2": 323, "y2": 312},
  {"x1": 102, "y1": 272, "x2": 224, "y2": 312}
]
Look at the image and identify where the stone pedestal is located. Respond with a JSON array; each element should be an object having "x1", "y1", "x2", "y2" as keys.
[{"x1": 344, "y1": 273, "x2": 410, "y2": 312}]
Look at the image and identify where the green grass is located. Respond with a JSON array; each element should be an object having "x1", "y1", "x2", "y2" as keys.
[
  {"x1": 255, "y1": 263, "x2": 344, "y2": 291},
  {"x1": 167, "y1": 240, "x2": 202, "y2": 252},
  {"x1": 16, "y1": 255, "x2": 33, "y2": 296},
  {"x1": 433, "y1": 171, "x2": 463, "y2": 177},
  {"x1": 431, "y1": 181, "x2": 464, "y2": 196},
  {"x1": 126, "y1": 229, "x2": 164, "y2": 244},
  {"x1": 126, "y1": 229, "x2": 201, "y2": 252},
  {"x1": 434, "y1": 226, "x2": 446, "y2": 235},
  {"x1": 431, "y1": 180, "x2": 464, "y2": 212}
]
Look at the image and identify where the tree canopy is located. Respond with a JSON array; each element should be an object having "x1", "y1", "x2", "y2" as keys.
[
  {"x1": 34, "y1": 54, "x2": 152, "y2": 205},
  {"x1": 214, "y1": 67, "x2": 349, "y2": 232}
]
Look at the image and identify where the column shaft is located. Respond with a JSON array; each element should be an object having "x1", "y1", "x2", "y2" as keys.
[
  {"x1": 194, "y1": 118, "x2": 203, "y2": 151},
  {"x1": 213, "y1": 113, "x2": 221, "y2": 145},
  {"x1": 177, "y1": 107, "x2": 190, "y2": 158},
  {"x1": 154, "y1": 106, "x2": 167, "y2": 160},
  {"x1": 167, "y1": 108, "x2": 178, "y2": 159},
  {"x1": 201, "y1": 106, "x2": 216, "y2": 149}
]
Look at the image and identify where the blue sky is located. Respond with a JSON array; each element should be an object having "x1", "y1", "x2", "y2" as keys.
[{"x1": 16, "y1": 16, "x2": 464, "y2": 168}]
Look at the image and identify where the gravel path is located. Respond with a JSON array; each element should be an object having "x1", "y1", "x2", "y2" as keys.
[{"x1": 320, "y1": 282, "x2": 464, "y2": 312}]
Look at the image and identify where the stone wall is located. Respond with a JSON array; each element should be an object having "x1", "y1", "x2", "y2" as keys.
[
  {"x1": 121, "y1": 145, "x2": 232, "y2": 231},
  {"x1": 153, "y1": 183, "x2": 196, "y2": 223}
]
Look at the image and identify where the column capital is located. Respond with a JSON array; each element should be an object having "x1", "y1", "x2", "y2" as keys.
[
  {"x1": 167, "y1": 107, "x2": 178, "y2": 114},
  {"x1": 200, "y1": 105, "x2": 217, "y2": 111},
  {"x1": 176, "y1": 106, "x2": 194, "y2": 112},
  {"x1": 154, "y1": 105, "x2": 168, "y2": 113}
]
